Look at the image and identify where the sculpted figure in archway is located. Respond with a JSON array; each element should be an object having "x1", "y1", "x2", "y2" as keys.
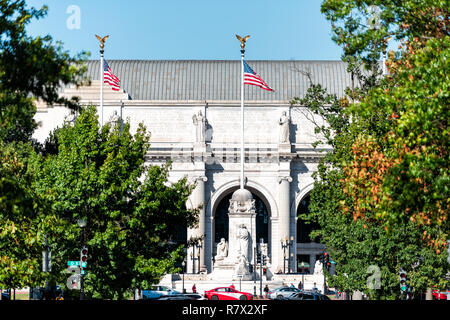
[
  {"x1": 215, "y1": 238, "x2": 228, "y2": 262},
  {"x1": 314, "y1": 259, "x2": 323, "y2": 275},
  {"x1": 236, "y1": 224, "x2": 250, "y2": 262}
]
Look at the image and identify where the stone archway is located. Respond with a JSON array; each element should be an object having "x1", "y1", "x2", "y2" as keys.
[
  {"x1": 295, "y1": 191, "x2": 324, "y2": 274},
  {"x1": 211, "y1": 185, "x2": 273, "y2": 262}
]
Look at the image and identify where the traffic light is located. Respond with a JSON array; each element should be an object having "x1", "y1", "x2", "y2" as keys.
[
  {"x1": 256, "y1": 252, "x2": 261, "y2": 264},
  {"x1": 318, "y1": 253, "x2": 324, "y2": 265},
  {"x1": 399, "y1": 270, "x2": 407, "y2": 292},
  {"x1": 262, "y1": 255, "x2": 267, "y2": 266},
  {"x1": 324, "y1": 252, "x2": 330, "y2": 271},
  {"x1": 323, "y1": 252, "x2": 328, "y2": 267},
  {"x1": 80, "y1": 246, "x2": 88, "y2": 266}
]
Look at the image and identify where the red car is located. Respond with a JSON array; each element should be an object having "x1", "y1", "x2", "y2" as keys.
[
  {"x1": 204, "y1": 286, "x2": 253, "y2": 300},
  {"x1": 432, "y1": 290, "x2": 449, "y2": 300}
]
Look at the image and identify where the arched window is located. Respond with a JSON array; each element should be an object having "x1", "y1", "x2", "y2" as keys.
[
  {"x1": 296, "y1": 194, "x2": 320, "y2": 243},
  {"x1": 214, "y1": 192, "x2": 269, "y2": 244}
]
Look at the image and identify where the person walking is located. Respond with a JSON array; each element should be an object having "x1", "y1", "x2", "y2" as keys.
[
  {"x1": 298, "y1": 281, "x2": 303, "y2": 290},
  {"x1": 263, "y1": 285, "x2": 270, "y2": 299},
  {"x1": 192, "y1": 284, "x2": 197, "y2": 293},
  {"x1": 312, "y1": 282, "x2": 318, "y2": 293}
]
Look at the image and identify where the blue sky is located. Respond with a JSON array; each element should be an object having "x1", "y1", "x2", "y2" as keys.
[{"x1": 26, "y1": 0, "x2": 343, "y2": 61}]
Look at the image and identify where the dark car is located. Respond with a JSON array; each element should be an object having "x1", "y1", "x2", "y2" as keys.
[
  {"x1": 157, "y1": 293, "x2": 205, "y2": 300},
  {"x1": 157, "y1": 294, "x2": 196, "y2": 300},
  {"x1": 276, "y1": 291, "x2": 330, "y2": 300},
  {"x1": 1, "y1": 291, "x2": 10, "y2": 300}
]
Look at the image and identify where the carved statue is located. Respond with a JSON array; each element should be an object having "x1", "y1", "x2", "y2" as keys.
[
  {"x1": 314, "y1": 259, "x2": 323, "y2": 275},
  {"x1": 95, "y1": 34, "x2": 109, "y2": 50},
  {"x1": 230, "y1": 198, "x2": 255, "y2": 213},
  {"x1": 236, "y1": 224, "x2": 250, "y2": 262},
  {"x1": 215, "y1": 238, "x2": 228, "y2": 261},
  {"x1": 109, "y1": 110, "x2": 121, "y2": 125},
  {"x1": 235, "y1": 34, "x2": 250, "y2": 51},
  {"x1": 235, "y1": 254, "x2": 249, "y2": 276},
  {"x1": 279, "y1": 111, "x2": 290, "y2": 143},
  {"x1": 192, "y1": 111, "x2": 206, "y2": 143}
]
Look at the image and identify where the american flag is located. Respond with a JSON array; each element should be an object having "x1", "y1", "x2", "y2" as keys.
[
  {"x1": 243, "y1": 60, "x2": 274, "y2": 91},
  {"x1": 103, "y1": 60, "x2": 120, "y2": 91}
]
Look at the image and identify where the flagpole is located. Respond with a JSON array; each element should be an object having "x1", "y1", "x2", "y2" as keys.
[
  {"x1": 240, "y1": 47, "x2": 245, "y2": 190},
  {"x1": 100, "y1": 50, "x2": 104, "y2": 127},
  {"x1": 96, "y1": 34, "x2": 109, "y2": 127}
]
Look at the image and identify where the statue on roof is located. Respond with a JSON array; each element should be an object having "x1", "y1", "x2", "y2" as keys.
[
  {"x1": 279, "y1": 111, "x2": 290, "y2": 143},
  {"x1": 236, "y1": 35, "x2": 250, "y2": 51},
  {"x1": 95, "y1": 34, "x2": 109, "y2": 51},
  {"x1": 192, "y1": 110, "x2": 206, "y2": 143}
]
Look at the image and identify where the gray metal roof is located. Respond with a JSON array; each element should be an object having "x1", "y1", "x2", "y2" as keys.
[{"x1": 84, "y1": 60, "x2": 351, "y2": 101}]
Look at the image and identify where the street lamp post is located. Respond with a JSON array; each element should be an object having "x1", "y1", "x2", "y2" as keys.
[
  {"x1": 182, "y1": 261, "x2": 186, "y2": 294},
  {"x1": 197, "y1": 241, "x2": 202, "y2": 274},
  {"x1": 190, "y1": 251, "x2": 195, "y2": 274},
  {"x1": 301, "y1": 262, "x2": 305, "y2": 290},
  {"x1": 289, "y1": 253, "x2": 294, "y2": 274},
  {"x1": 188, "y1": 239, "x2": 202, "y2": 274},
  {"x1": 77, "y1": 218, "x2": 87, "y2": 300},
  {"x1": 281, "y1": 236, "x2": 293, "y2": 274}
]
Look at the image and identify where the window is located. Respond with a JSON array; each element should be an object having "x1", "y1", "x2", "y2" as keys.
[{"x1": 297, "y1": 195, "x2": 321, "y2": 243}]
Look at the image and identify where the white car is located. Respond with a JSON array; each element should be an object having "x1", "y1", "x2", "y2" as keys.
[
  {"x1": 267, "y1": 287, "x2": 302, "y2": 299},
  {"x1": 142, "y1": 285, "x2": 180, "y2": 299}
]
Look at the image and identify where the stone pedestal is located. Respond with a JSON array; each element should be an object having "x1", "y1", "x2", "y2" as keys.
[{"x1": 209, "y1": 188, "x2": 257, "y2": 281}]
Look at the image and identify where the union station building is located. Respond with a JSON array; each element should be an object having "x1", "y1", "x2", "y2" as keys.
[{"x1": 33, "y1": 60, "x2": 352, "y2": 277}]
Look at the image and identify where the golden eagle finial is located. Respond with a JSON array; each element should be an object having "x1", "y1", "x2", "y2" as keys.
[
  {"x1": 95, "y1": 34, "x2": 109, "y2": 51},
  {"x1": 236, "y1": 34, "x2": 250, "y2": 51}
]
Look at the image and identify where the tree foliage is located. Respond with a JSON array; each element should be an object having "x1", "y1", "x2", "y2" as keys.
[
  {"x1": 32, "y1": 106, "x2": 198, "y2": 299},
  {"x1": 0, "y1": 0, "x2": 88, "y2": 291},
  {"x1": 0, "y1": 0, "x2": 89, "y2": 143},
  {"x1": 291, "y1": 0, "x2": 449, "y2": 299}
]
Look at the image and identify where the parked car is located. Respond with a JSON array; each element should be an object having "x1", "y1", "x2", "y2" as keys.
[
  {"x1": 1, "y1": 290, "x2": 10, "y2": 300},
  {"x1": 432, "y1": 290, "x2": 449, "y2": 300},
  {"x1": 204, "y1": 286, "x2": 253, "y2": 300},
  {"x1": 267, "y1": 286, "x2": 302, "y2": 300},
  {"x1": 276, "y1": 291, "x2": 330, "y2": 300},
  {"x1": 142, "y1": 285, "x2": 180, "y2": 300},
  {"x1": 158, "y1": 293, "x2": 206, "y2": 300}
]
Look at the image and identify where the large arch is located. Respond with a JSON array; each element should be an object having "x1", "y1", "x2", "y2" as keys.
[
  {"x1": 210, "y1": 179, "x2": 278, "y2": 219},
  {"x1": 209, "y1": 179, "x2": 277, "y2": 261}
]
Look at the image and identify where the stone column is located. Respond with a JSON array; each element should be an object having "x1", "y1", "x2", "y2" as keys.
[
  {"x1": 278, "y1": 175, "x2": 292, "y2": 272},
  {"x1": 187, "y1": 175, "x2": 207, "y2": 273},
  {"x1": 194, "y1": 175, "x2": 207, "y2": 273}
]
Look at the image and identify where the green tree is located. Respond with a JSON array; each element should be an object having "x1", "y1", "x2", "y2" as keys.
[
  {"x1": 0, "y1": 141, "x2": 48, "y2": 290},
  {"x1": 290, "y1": 0, "x2": 449, "y2": 299},
  {"x1": 0, "y1": 0, "x2": 88, "y2": 143},
  {"x1": 32, "y1": 106, "x2": 198, "y2": 299},
  {"x1": 0, "y1": 0, "x2": 88, "y2": 293}
]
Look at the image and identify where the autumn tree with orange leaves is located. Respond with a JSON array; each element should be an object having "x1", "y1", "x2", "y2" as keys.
[{"x1": 291, "y1": 0, "x2": 449, "y2": 299}]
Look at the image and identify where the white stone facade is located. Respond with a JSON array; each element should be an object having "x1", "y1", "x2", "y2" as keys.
[{"x1": 34, "y1": 70, "x2": 333, "y2": 278}]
